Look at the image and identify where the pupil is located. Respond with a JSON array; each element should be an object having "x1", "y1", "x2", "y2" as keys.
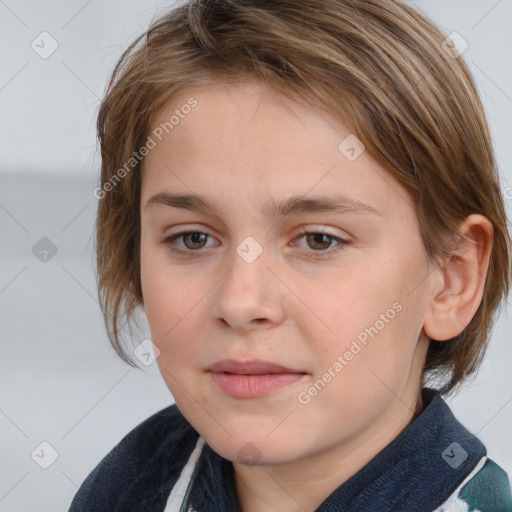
[
  {"x1": 187, "y1": 233, "x2": 205, "y2": 248},
  {"x1": 308, "y1": 233, "x2": 330, "y2": 250}
]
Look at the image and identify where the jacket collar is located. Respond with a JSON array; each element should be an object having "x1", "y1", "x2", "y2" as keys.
[{"x1": 187, "y1": 388, "x2": 486, "y2": 512}]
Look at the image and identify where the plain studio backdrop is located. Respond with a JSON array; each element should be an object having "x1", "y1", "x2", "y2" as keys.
[{"x1": 1, "y1": 1, "x2": 511, "y2": 510}]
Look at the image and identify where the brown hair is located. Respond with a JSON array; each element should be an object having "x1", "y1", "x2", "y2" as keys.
[{"x1": 95, "y1": 0, "x2": 511, "y2": 396}]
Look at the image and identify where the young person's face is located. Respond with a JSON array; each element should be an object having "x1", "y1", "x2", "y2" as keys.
[{"x1": 140, "y1": 79, "x2": 434, "y2": 465}]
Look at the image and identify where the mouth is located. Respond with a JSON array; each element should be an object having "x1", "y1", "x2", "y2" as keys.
[{"x1": 207, "y1": 359, "x2": 308, "y2": 398}]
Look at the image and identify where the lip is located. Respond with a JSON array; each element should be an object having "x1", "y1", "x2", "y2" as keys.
[
  {"x1": 207, "y1": 359, "x2": 308, "y2": 399},
  {"x1": 207, "y1": 358, "x2": 304, "y2": 374}
]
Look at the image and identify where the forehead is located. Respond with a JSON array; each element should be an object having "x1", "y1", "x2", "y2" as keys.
[
  {"x1": 149, "y1": 79, "x2": 345, "y2": 152},
  {"x1": 142, "y1": 79, "x2": 414, "y2": 222}
]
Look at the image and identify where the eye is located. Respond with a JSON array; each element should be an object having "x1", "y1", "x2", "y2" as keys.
[
  {"x1": 292, "y1": 226, "x2": 350, "y2": 258},
  {"x1": 161, "y1": 231, "x2": 216, "y2": 255}
]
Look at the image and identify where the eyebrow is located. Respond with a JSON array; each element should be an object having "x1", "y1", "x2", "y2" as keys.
[{"x1": 145, "y1": 192, "x2": 381, "y2": 217}]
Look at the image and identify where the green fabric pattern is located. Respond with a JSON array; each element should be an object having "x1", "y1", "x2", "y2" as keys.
[{"x1": 458, "y1": 459, "x2": 512, "y2": 511}]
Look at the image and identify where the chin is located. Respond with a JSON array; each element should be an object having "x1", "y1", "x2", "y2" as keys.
[
  {"x1": 175, "y1": 398, "x2": 315, "y2": 464},
  {"x1": 201, "y1": 429, "x2": 307, "y2": 467}
]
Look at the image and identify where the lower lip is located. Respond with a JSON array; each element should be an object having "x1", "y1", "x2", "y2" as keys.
[{"x1": 210, "y1": 372, "x2": 306, "y2": 398}]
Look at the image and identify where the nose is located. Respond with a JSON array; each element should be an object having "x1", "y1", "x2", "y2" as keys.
[{"x1": 213, "y1": 239, "x2": 286, "y2": 332}]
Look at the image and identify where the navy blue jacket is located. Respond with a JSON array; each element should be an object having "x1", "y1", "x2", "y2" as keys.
[{"x1": 68, "y1": 388, "x2": 512, "y2": 511}]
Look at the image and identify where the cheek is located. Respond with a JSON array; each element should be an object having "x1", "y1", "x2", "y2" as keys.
[
  {"x1": 140, "y1": 254, "x2": 211, "y2": 366},
  {"x1": 302, "y1": 257, "x2": 420, "y2": 379},
  {"x1": 140, "y1": 247, "x2": 184, "y2": 344},
  {"x1": 143, "y1": 275, "x2": 189, "y2": 343},
  {"x1": 297, "y1": 269, "x2": 389, "y2": 348}
]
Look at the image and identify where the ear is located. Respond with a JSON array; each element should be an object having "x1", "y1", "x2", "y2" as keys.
[{"x1": 423, "y1": 214, "x2": 493, "y2": 341}]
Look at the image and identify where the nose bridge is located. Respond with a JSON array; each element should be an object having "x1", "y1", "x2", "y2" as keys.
[
  {"x1": 214, "y1": 233, "x2": 285, "y2": 329},
  {"x1": 225, "y1": 234, "x2": 268, "y2": 296}
]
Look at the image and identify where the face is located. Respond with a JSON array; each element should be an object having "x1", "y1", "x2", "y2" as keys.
[{"x1": 140, "y1": 79, "x2": 433, "y2": 465}]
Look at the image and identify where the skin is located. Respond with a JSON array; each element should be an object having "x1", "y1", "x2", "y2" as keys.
[{"x1": 139, "y1": 79, "x2": 493, "y2": 512}]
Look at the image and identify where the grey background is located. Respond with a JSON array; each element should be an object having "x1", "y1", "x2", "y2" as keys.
[{"x1": 1, "y1": 1, "x2": 511, "y2": 510}]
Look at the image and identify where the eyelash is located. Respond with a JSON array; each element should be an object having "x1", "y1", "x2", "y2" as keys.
[{"x1": 160, "y1": 226, "x2": 350, "y2": 260}]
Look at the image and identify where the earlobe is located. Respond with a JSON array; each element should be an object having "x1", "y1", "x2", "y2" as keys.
[{"x1": 423, "y1": 214, "x2": 493, "y2": 342}]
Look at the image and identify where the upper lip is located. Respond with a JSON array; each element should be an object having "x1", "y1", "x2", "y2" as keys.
[{"x1": 207, "y1": 359, "x2": 305, "y2": 375}]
